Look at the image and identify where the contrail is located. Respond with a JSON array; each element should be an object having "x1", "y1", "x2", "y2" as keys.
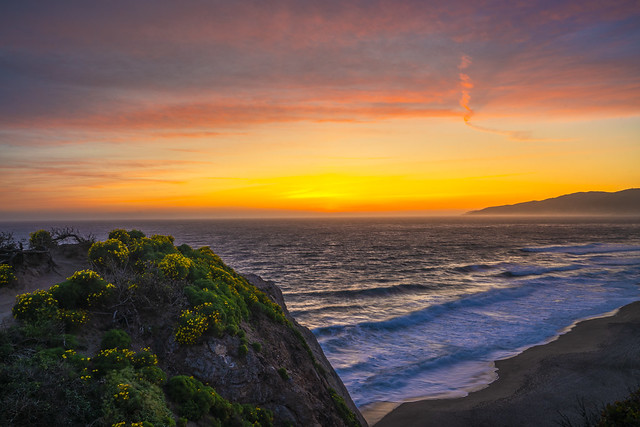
[
  {"x1": 458, "y1": 55, "x2": 473, "y2": 123},
  {"x1": 457, "y1": 54, "x2": 569, "y2": 142}
]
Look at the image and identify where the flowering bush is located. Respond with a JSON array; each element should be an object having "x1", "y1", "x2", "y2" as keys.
[
  {"x1": 90, "y1": 347, "x2": 161, "y2": 377},
  {"x1": 170, "y1": 242, "x2": 288, "y2": 344},
  {"x1": 12, "y1": 290, "x2": 58, "y2": 323},
  {"x1": 158, "y1": 253, "x2": 192, "y2": 281},
  {"x1": 92, "y1": 348, "x2": 137, "y2": 376},
  {"x1": 50, "y1": 269, "x2": 114, "y2": 309},
  {"x1": 102, "y1": 368, "x2": 174, "y2": 427},
  {"x1": 151, "y1": 234, "x2": 174, "y2": 248},
  {"x1": 108, "y1": 229, "x2": 132, "y2": 244},
  {"x1": 0, "y1": 264, "x2": 16, "y2": 286},
  {"x1": 130, "y1": 348, "x2": 158, "y2": 368},
  {"x1": 174, "y1": 310, "x2": 211, "y2": 345},
  {"x1": 29, "y1": 229, "x2": 55, "y2": 249},
  {"x1": 12, "y1": 270, "x2": 115, "y2": 330},
  {"x1": 56, "y1": 308, "x2": 90, "y2": 328},
  {"x1": 89, "y1": 239, "x2": 130, "y2": 270}
]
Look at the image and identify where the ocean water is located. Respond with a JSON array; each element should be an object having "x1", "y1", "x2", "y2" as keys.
[{"x1": 2, "y1": 217, "x2": 640, "y2": 407}]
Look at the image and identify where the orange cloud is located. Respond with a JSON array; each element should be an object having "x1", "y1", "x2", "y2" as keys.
[
  {"x1": 1, "y1": 1, "x2": 639, "y2": 219},
  {"x1": 456, "y1": 54, "x2": 579, "y2": 142},
  {"x1": 458, "y1": 54, "x2": 474, "y2": 123},
  {"x1": 3, "y1": 100, "x2": 459, "y2": 132}
]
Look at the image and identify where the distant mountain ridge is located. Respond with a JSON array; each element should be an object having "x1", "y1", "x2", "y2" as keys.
[{"x1": 467, "y1": 188, "x2": 640, "y2": 216}]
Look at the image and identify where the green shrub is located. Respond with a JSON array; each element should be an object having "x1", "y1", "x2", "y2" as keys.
[
  {"x1": 108, "y1": 229, "x2": 131, "y2": 244},
  {"x1": 174, "y1": 309, "x2": 212, "y2": 345},
  {"x1": 128, "y1": 229, "x2": 146, "y2": 240},
  {"x1": 226, "y1": 324, "x2": 240, "y2": 336},
  {"x1": 50, "y1": 269, "x2": 114, "y2": 309},
  {"x1": 196, "y1": 246, "x2": 224, "y2": 267},
  {"x1": 62, "y1": 333, "x2": 80, "y2": 349},
  {"x1": 102, "y1": 368, "x2": 175, "y2": 427},
  {"x1": 251, "y1": 342, "x2": 262, "y2": 352},
  {"x1": 166, "y1": 375, "x2": 199, "y2": 403},
  {"x1": 138, "y1": 366, "x2": 167, "y2": 385},
  {"x1": 91, "y1": 348, "x2": 135, "y2": 376},
  {"x1": 166, "y1": 375, "x2": 272, "y2": 425},
  {"x1": 238, "y1": 344, "x2": 248, "y2": 357},
  {"x1": 183, "y1": 285, "x2": 210, "y2": 306},
  {"x1": 158, "y1": 253, "x2": 192, "y2": 281},
  {"x1": 329, "y1": 388, "x2": 360, "y2": 427},
  {"x1": 56, "y1": 308, "x2": 89, "y2": 329},
  {"x1": 20, "y1": 320, "x2": 61, "y2": 344},
  {"x1": 151, "y1": 234, "x2": 175, "y2": 250},
  {"x1": 88, "y1": 239, "x2": 129, "y2": 270},
  {"x1": 0, "y1": 346, "x2": 101, "y2": 426},
  {"x1": 278, "y1": 367, "x2": 290, "y2": 381},
  {"x1": 29, "y1": 229, "x2": 55, "y2": 250},
  {"x1": 236, "y1": 403, "x2": 274, "y2": 426},
  {"x1": 166, "y1": 375, "x2": 215, "y2": 421},
  {"x1": 12, "y1": 290, "x2": 58, "y2": 323},
  {"x1": 130, "y1": 348, "x2": 159, "y2": 368},
  {"x1": 177, "y1": 243, "x2": 194, "y2": 257},
  {"x1": 90, "y1": 347, "x2": 161, "y2": 377},
  {"x1": 101, "y1": 329, "x2": 132, "y2": 350},
  {"x1": 0, "y1": 264, "x2": 16, "y2": 286},
  {"x1": 35, "y1": 346, "x2": 66, "y2": 367},
  {"x1": 128, "y1": 234, "x2": 177, "y2": 265},
  {"x1": 598, "y1": 389, "x2": 640, "y2": 426},
  {"x1": 178, "y1": 280, "x2": 250, "y2": 343}
]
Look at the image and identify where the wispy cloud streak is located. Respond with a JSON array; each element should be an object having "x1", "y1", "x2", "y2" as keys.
[{"x1": 457, "y1": 54, "x2": 574, "y2": 142}]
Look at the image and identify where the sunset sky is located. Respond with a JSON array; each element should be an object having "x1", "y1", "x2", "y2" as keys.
[{"x1": 1, "y1": 1, "x2": 639, "y2": 219}]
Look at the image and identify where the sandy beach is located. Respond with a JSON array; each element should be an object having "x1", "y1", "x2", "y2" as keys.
[{"x1": 369, "y1": 301, "x2": 640, "y2": 426}]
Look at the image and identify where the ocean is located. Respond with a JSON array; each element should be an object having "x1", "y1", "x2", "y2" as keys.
[{"x1": 2, "y1": 217, "x2": 640, "y2": 408}]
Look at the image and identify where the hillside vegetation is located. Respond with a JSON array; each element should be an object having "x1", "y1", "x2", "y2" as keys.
[{"x1": 0, "y1": 229, "x2": 364, "y2": 426}]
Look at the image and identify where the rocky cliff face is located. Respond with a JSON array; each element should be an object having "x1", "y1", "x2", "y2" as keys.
[{"x1": 163, "y1": 273, "x2": 367, "y2": 426}]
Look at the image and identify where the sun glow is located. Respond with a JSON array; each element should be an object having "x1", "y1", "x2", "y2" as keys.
[{"x1": 0, "y1": 2, "x2": 638, "y2": 220}]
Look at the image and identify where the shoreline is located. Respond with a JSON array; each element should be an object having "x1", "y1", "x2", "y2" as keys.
[{"x1": 365, "y1": 300, "x2": 640, "y2": 426}]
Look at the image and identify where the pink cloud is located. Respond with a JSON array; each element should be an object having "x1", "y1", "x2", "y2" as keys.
[{"x1": 0, "y1": 0, "x2": 638, "y2": 136}]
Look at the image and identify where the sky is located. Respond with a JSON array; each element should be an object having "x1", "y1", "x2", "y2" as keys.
[{"x1": 1, "y1": 0, "x2": 639, "y2": 220}]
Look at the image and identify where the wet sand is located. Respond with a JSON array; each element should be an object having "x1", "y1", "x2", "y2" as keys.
[{"x1": 372, "y1": 301, "x2": 640, "y2": 426}]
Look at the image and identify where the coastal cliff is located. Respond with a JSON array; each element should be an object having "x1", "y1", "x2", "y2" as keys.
[{"x1": 0, "y1": 230, "x2": 366, "y2": 426}]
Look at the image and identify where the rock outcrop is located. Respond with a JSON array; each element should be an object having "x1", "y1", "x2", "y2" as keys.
[{"x1": 159, "y1": 273, "x2": 367, "y2": 426}]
